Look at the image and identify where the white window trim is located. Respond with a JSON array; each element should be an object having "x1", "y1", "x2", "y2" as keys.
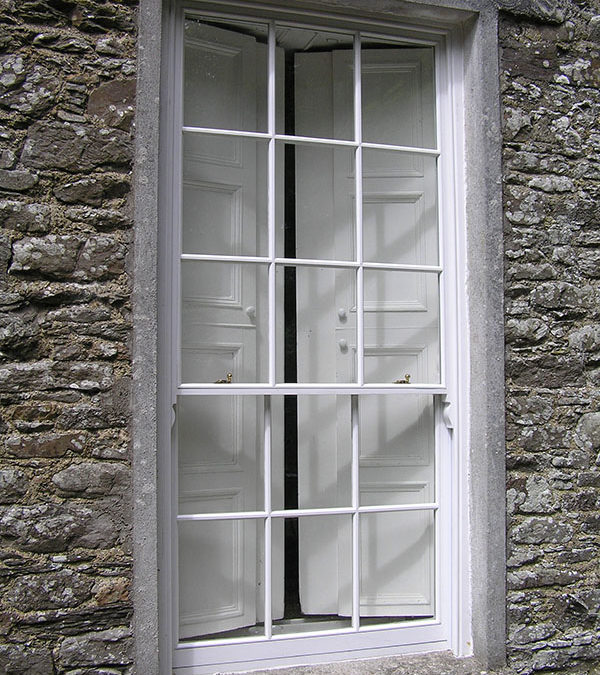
[{"x1": 131, "y1": 1, "x2": 506, "y2": 673}]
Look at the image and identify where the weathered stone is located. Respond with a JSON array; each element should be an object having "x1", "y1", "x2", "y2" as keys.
[
  {"x1": 507, "y1": 353, "x2": 584, "y2": 387},
  {"x1": 5, "y1": 569, "x2": 93, "y2": 610},
  {"x1": 508, "y1": 566, "x2": 581, "y2": 589},
  {"x1": 0, "y1": 149, "x2": 15, "y2": 169},
  {"x1": 65, "y1": 206, "x2": 132, "y2": 230},
  {"x1": 96, "y1": 35, "x2": 127, "y2": 56},
  {"x1": 0, "y1": 64, "x2": 60, "y2": 116},
  {"x1": 0, "y1": 468, "x2": 28, "y2": 503},
  {"x1": 0, "y1": 200, "x2": 51, "y2": 233},
  {"x1": 0, "y1": 54, "x2": 25, "y2": 92},
  {"x1": 9, "y1": 235, "x2": 81, "y2": 277},
  {"x1": 5, "y1": 432, "x2": 85, "y2": 458},
  {"x1": 512, "y1": 516, "x2": 573, "y2": 544},
  {"x1": 52, "y1": 461, "x2": 128, "y2": 496},
  {"x1": 0, "y1": 169, "x2": 37, "y2": 192},
  {"x1": 43, "y1": 304, "x2": 112, "y2": 325},
  {"x1": 531, "y1": 281, "x2": 588, "y2": 311},
  {"x1": 528, "y1": 174, "x2": 574, "y2": 193},
  {"x1": 58, "y1": 628, "x2": 133, "y2": 668},
  {"x1": 93, "y1": 576, "x2": 130, "y2": 605},
  {"x1": 73, "y1": 235, "x2": 127, "y2": 280},
  {"x1": 498, "y1": 0, "x2": 569, "y2": 24},
  {"x1": 520, "y1": 475, "x2": 559, "y2": 513},
  {"x1": 0, "y1": 360, "x2": 112, "y2": 393},
  {"x1": 579, "y1": 249, "x2": 600, "y2": 278},
  {"x1": 575, "y1": 413, "x2": 600, "y2": 463},
  {"x1": 0, "y1": 308, "x2": 40, "y2": 358},
  {"x1": 54, "y1": 174, "x2": 130, "y2": 206},
  {"x1": 505, "y1": 317, "x2": 549, "y2": 344},
  {"x1": 21, "y1": 122, "x2": 132, "y2": 172},
  {"x1": 0, "y1": 502, "x2": 119, "y2": 552},
  {"x1": 569, "y1": 326, "x2": 600, "y2": 352},
  {"x1": 0, "y1": 643, "x2": 54, "y2": 675},
  {"x1": 88, "y1": 78, "x2": 135, "y2": 130}
]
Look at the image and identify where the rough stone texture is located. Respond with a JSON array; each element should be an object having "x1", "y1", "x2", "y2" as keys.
[
  {"x1": 0, "y1": 1, "x2": 135, "y2": 673},
  {"x1": 0, "y1": 0, "x2": 599, "y2": 673},
  {"x1": 502, "y1": 0, "x2": 600, "y2": 672}
]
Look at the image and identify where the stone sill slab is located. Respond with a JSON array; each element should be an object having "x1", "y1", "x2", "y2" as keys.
[{"x1": 224, "y1": 652, "x2": 506, "y2": 675}]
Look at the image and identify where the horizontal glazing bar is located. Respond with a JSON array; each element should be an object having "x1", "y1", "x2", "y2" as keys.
[
  {"x1": 177, "y1": 511, "x2": 266, "y2": 521},
  {"x1": 182, "y1": 126, "x2": 271, "y2": 139},
  {"x1": 177, "y1": 384, "x2": 447, "y2": 395},
  {"x1": 361, "y1": 141, "x2": 439, "y2": 156},
  {"x1": 179, "y1": 254, "x2": 442, "y2": 274},
  {"x1": 181, "y1": 127, "x2": 440, "y2": 156},
  {"x1": 176, "y1": 503, "x2": 438, "y2": 522},
  {"x1": 181, "y1": 254, "x2": 271, "y2": 264},
  {"x1": 275, "y1": 258, "x2": 442, "y2": 273},
  {"x1": 357, "y1": 617, "x2": 441, "y2": 633}
]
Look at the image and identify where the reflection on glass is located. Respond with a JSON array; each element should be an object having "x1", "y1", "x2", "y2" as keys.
[
  {"x1": 181, "y1": 261, "x2": 268, "y2": 383},
  {"x1": 362, "y1": 150, "x2": 438, "y2": 266},
  {"x1": 277, "y1": 266, "x2": 356, "y2": 383},
  {"x1": 278, "y1": 515, "x2": 352, "y2": 632},
  {"x1": 178, "y1": 519, "x2": 263, "y2": 640},
  {"x1": 276, "y1": 25, "x2": 354, "y2": 140},
  {"x1": 359, "y1": 395, "x2": 434, "y2": 508},
  {"x1": 360, "y1": 511, "x2": 434, "y2": 621},
  {"x1": 184, "y1": 17, "x2": 268, "y2": 132},
  {"x1": 183, "y1": 135, "x2": 268, "y2": 257},
  {"x1": 277, "y1": 142, "x2": 355, "y2": 261},
  {"x1": 361, "y1": 44, "x2": 436, "y2": 148},
  {"x1": 363, "y1": 269, "x2": 440, "y2": 384},
  {"x1": 178, "y1": 396, "x2": 263, "y2": 513}
]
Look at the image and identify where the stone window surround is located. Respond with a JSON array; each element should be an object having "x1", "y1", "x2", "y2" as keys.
[{"x1": 131, "y1": 0, "x2": 506, "y2": 673}]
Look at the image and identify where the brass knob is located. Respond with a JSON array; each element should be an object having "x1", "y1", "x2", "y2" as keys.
[
  {"x1": 214, "y1": 373, "x2": 233, "y2": 384},
  {"x1": 393, "y1": 374, "x2": 411, "y2": 384}
]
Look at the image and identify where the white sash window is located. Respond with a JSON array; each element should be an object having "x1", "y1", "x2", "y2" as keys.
[{"x1": 164, "y1": 3, "x2": 468, "y2": 672}]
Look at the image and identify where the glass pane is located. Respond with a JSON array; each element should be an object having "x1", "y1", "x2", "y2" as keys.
[
  {"x1": 359, "y1": 395, "x2": 435, "y2": 508},
  {"x1": 276, "y1": 265, "x2": 356, "y2": 384},
  {"x1": 178, "y1": 396, "x2": 264, "y2": 513},
  {"x1": 360, "y1": 510, "x2": 435, "y2": 621},
  {"x1": 178, "y1": 519, "x2": 263, "y2": 640},
  {"x1": 362, "y1": 150, "x2": 438, "y2": 266},
  {"x1": 183, "y1": 135, "x2": 268, "y2": 257},
  {"x1": 276, "y1": 25, "x2": 354, "y2": 141},
  {"x1": 183, "y1": 17, "x2": 268, "y2": 132},
  {"x1": 363, "y1": 269, "x2": 440, "y2": 384},
  {"x1": 273, "y1": 396, "x2": 352, "y2": 510},
  {"x1": 361, "y1": 44, "x2": 436, "y2": 149},
  {"x1": 181, "y1": 261, "x2": 268, "y2": 383},
  {"x1": 272, "y1": 515, "x2": 352, "y2": 632},
  {"x1": 277, "y1": 142, "x2": 355, "y2": 261}
]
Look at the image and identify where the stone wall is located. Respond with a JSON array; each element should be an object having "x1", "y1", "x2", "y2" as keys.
[
  {"x1": 501, "y1": 1, "x2": 600, "y2": 673},
  {"x1": 0, "y1": 1, "x2": 137, "y2": 673},
  {"x1": 0, "y1": 0, "x2": 599, "y2": 672}
]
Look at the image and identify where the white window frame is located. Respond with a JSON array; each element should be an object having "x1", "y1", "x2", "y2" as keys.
[{"x1": 143, "y1": 1, "x2": 490, "y2": 673}]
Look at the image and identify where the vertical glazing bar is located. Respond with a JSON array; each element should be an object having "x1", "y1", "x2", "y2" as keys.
[
  {"x1": 435, "y1": 51, "x2": 447, "y2": 388},
  {"x1": 268, "y1": 20, "x2": 277, "y2": 386},
  {"x1": 351, "y1": 394, "x2": 360, "y2": 630},
  {"x1": 353, "y1": 33, "x2": 364, "y2": 385},
  {"x1": 264, "y1": 396, "x2": 272, "y2": 638}
]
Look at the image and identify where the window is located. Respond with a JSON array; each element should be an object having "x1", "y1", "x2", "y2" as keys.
[{"x1": 160, "y1": 2, "x2": 471, "y2": 672}]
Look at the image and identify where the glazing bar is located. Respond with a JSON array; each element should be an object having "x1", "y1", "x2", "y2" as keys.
[
  {"x1": 268, "y1": 20, "x2": 276, "y2": 387},
  {"x1": 351, "y1": 393, "x2": 360, "y2": 630},
  {"x1": 354, "y1": 33, "x2": 364, "y2": 386},
  {"x1": 264, "y1": 395, "x2": 272, "y2": 638}
]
